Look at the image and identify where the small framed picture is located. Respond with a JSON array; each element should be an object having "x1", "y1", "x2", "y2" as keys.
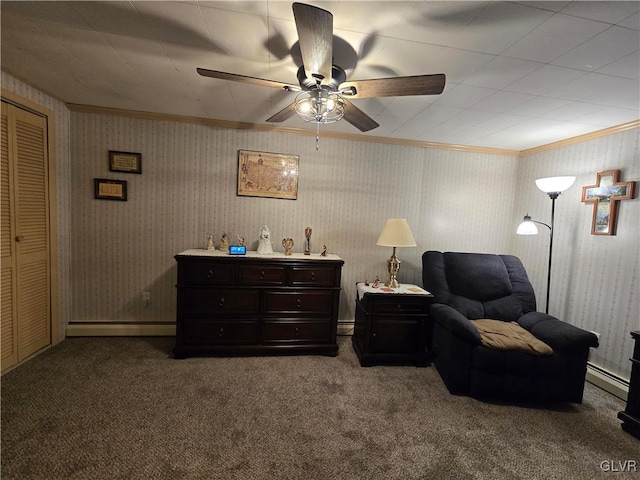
[
  {"x1": 109, "y1": 150, "x2": 142, "y2": 174},
  {"x1": 94, "y1": 178, "x2": 127, "y2": 201}
]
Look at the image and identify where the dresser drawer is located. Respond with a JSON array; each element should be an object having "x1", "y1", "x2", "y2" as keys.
[
  {"x1": 264, "y1": 291, "x2": 334, "y2": 315},
  {"x1": 369, "y1": 296, "x2": 428, "y2": 314},
  {"x1": 263, "y1": 320, "x2": 331, "y2": 343},
  {"x1": 183, "y1": 320, "x2": 259, "y2": 345},
  {"x1": 182, "y1": 289, "x2": 259, "y2": 315},
  {"x1": 290, "y1": 267, "x2": 336, "y2": 287},
  {"x1": 179, "y1": 262, "x2": 235, "y2": 285},
  {"x1": 238, "y1": 265, "x2": 286, "y2": 285}
]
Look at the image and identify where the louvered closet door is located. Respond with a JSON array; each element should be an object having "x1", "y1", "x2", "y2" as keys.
[
  {"x1": 1, "y1": 102, "x2": 51, "y2": 371},
  {"x1": 1, "y1": 103, "x2": 18, "y2": 370}
]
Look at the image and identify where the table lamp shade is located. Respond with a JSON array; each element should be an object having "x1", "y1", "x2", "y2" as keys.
[{"x1": 376, "y1": 219, "x2": 417, "y2": 247}]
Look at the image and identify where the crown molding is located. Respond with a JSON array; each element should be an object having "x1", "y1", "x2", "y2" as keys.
[
  {"x1": 65, "y1": 103, "x2": 519, "y2": 156},
  {"x1": 519, "y1": 120, "x2": 640, "y2": 157},
  {"x1": 66, "y1": 104, "x2": 638, "y2": 158}
]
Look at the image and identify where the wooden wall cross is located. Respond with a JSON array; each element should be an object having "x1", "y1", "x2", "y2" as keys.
[{"x1": 581, "y1": 170, "x2": 635, "y2": 235}]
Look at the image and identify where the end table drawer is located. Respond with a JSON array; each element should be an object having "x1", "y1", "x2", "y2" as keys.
[{"x1": 370, "y1": 297, "x2": 427, "y2": 314}]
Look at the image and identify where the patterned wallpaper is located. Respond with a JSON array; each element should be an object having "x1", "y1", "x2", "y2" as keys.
[
  {"x1": 3, "y1": 71, "x2": 637, "y2": 381},
  {"x1": 511, "y1": 128, "x2": 639, "y2": 380},
  {"x1": 1, "y1": 72, "x2": 71, "y2": 341},
  {"x1": 69, "y1": 112, "x2": 519, "y2": 335}
]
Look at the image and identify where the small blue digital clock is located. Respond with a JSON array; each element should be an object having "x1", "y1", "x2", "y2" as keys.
[{"x1": 229, "y1": 245, "x2": 247, "y2": 255}]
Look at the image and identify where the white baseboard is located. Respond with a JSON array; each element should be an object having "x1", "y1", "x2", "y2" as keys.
[
  {"x1": 586, "y1": 363, "x2": 629, "y2": 401},
  {"x1": 66, "y1": 323, "x2": 176, "y2": 337},
  {"x1": 337, "y1": 323, "x2": 354, "y2": 336}
]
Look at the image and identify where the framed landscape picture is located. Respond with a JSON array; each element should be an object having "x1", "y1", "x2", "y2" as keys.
[{"x1": 237, "y1": 150, "x2": 299, "y2": 200}]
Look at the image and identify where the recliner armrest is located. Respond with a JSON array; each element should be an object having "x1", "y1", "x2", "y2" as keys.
[
  {"x1": 518, "y1": 311, "x2": 599, "y2": 351},
  {"x1": 430, "y1": 303, "x2": 482, "y2": 345}
]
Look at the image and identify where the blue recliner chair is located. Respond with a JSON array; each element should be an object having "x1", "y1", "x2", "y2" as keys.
[{"x1": 422, "y1": 251, "x2": 599, "y2": 403}]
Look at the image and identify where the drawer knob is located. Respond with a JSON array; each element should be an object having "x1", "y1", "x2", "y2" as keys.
[
  {"x1": 295, "y1": 327, "x2": 300, "y2": 337},
  {"x1": 311, "y1": 272, "x2": 316, "y2": 281},
  {"x1": 296, "y1": 298, "x2": 302, "y2": 308},
  {"x1": 207, "y1": 269, "x2": 214, "y2": 278},
  {"x1": 260, "y1": 271, "x2": 265, "y2": 280},
  {"x1": 219, "y1": 297, "x2": 225, "y2": 307},
  {"x1": 218, "y1": 327, "x2": 224, "y2": 337}
]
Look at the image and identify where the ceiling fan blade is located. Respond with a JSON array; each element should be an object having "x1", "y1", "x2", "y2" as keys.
[
  {"x1": 342, "y1": 99, "x2": 379, "y2": 132},
  {"x1": 292, "y1": 2, "x2": 333, "y2": 84},
  {"x1": 342, "y1": 74, "x2": 446, "y2": 99},
  {"x1": 197, "y1": 68, "x2": 299, "y2": 91},
  {"x1": 266, "y1": 102, "x2": 297, "y2": 123}
]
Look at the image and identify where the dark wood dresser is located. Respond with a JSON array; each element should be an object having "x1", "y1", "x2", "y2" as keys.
[
  {"x1": 618, "y1": 330, "x2": 640, "y2": 439},
  {"x1": 352, "y1": 283, "x2": 434, "y2": 366},
  {"x1": 174, "y1": 250, "x2": 344, "y2": 358}
]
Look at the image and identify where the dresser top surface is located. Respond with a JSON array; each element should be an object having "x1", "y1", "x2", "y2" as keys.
[{"x1": 176, "y1": 249, "x2": 343, "y2": 262}]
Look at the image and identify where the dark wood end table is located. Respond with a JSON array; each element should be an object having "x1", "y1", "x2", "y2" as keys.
[{"x1": 352, "y1": 283, "x2": 434, "y2": 367}]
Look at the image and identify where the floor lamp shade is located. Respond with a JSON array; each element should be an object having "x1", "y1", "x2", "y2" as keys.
[
  {"x1": 376, "y1": 219, "x2": 416, "y2": 288},
  {"x1": 535, "y1": 176, "x2": 576, "y2": 194},
  {"x1": 516, "y1": 215, "x2": 539, "y2": 235}
]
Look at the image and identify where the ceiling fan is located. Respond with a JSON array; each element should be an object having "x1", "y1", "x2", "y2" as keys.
[{"x1": 197, "y1": 2, "x2": 446, "y2": 133}]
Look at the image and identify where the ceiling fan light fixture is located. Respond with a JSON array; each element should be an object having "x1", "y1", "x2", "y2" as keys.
[{"x1": 294, "y1": 89, "x2": 344, "y2": 124}]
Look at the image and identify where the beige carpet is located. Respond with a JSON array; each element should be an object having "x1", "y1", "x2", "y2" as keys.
[{"x1": 1, "y1": 336, "x2": 638, "y2": 480}]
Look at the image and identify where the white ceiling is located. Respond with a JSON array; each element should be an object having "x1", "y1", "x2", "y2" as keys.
[{"x1": 2, "y1": 1, "x2": 638, "y2": 151}]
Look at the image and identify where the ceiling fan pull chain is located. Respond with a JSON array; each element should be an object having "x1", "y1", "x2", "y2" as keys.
[{"x1": 316, "y1": 122, "x2": 320, "y2": 151}]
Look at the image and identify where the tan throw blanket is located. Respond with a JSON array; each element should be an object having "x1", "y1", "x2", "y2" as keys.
[{"x1": 470, "y1": 319, "x2": 553, "y2": 355}]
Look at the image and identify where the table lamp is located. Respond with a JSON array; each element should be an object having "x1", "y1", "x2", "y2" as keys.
[{"x1": 376, "y1": 218, "x2": 417, "y2": 288}]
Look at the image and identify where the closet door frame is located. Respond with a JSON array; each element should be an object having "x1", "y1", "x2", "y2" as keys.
[{"x1": 1, "y1": 89, "x2": 61, "y2": 356}]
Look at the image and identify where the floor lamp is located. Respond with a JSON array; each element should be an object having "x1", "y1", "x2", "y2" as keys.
[{"x1": 517, "y1": 176, "x2": 576, "y2": 315}]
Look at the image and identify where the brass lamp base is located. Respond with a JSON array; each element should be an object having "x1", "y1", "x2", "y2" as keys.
[{"x1": 385, "y1": 247, "x2": 401, "y2": 288}]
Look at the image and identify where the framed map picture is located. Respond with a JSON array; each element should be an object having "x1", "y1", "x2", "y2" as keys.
[{"x1": 237, "y1": 150, "x2": 299, "y2": 200}]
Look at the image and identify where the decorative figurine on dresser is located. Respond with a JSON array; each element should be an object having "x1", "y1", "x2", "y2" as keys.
[
  {"x1": 304, "y1": 227, "x2": 312, "y2": 255},
  {"x1": 282, "y1": 238, "x2": 294, "y2": 256},
  {"x1": 173, "y1": 246, "x2": 344, "y2": 358},
  {"x1": 257, "y1": 225, "x2": 273, "y2": 254},
  {"x1": 221, "y1": 233, "x2": 231, "y2": 252}
]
